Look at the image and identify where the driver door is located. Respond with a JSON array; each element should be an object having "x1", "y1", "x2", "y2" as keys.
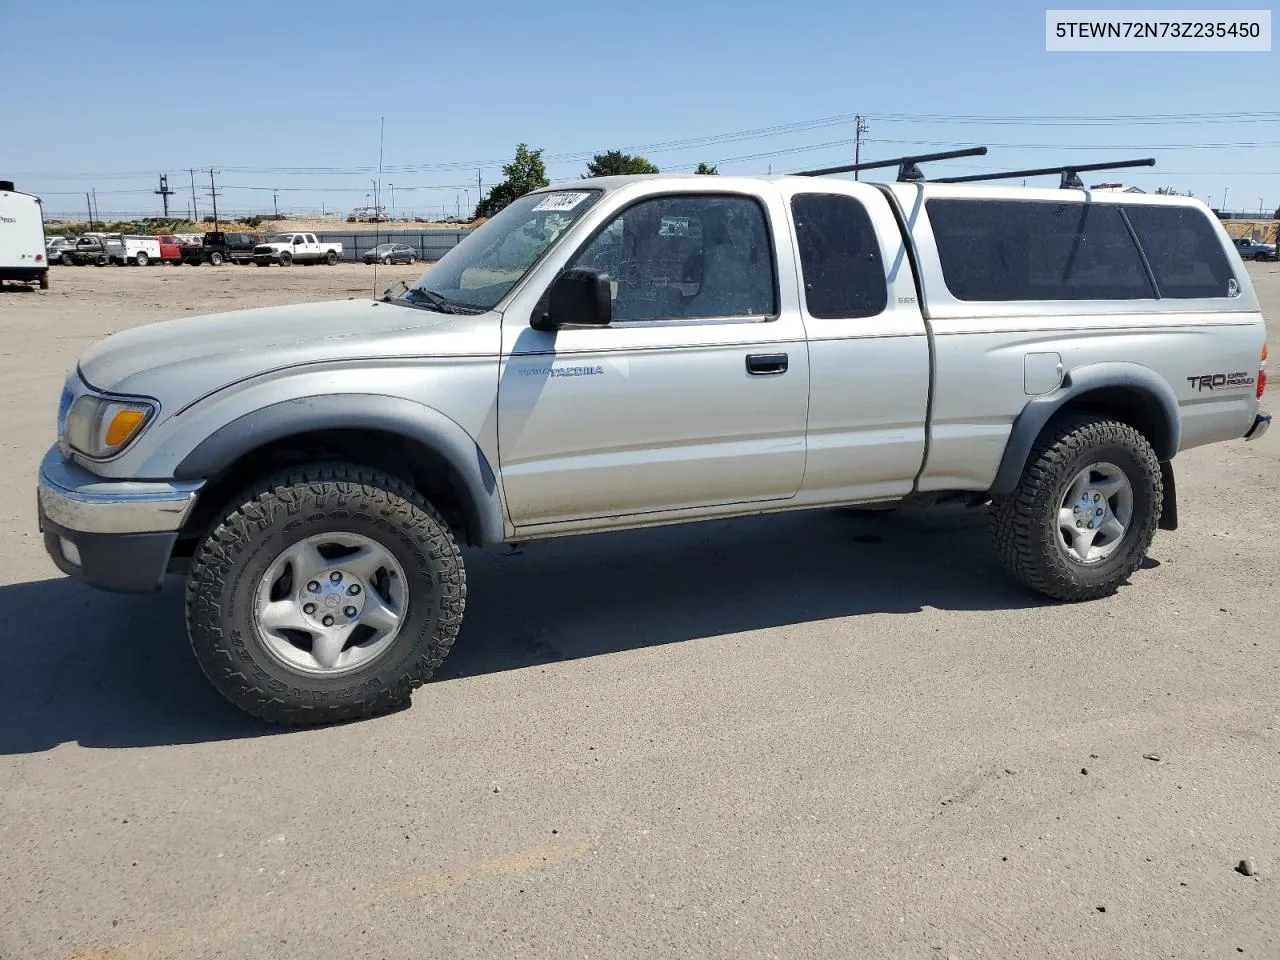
[{"x1": 497, "y1": 191, "x2": 809, "y2": 529}]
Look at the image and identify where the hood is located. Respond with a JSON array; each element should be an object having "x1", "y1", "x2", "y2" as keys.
[{"x1": 78, "y1": 298, "x2": 495, "y2": 404}]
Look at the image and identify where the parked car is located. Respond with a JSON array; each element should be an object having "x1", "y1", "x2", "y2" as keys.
[
  {"x1": 1233, "y1": 236, "x2": 1276, "y2": 261},
  {"x1": 180, "y1": 231, "x2": 265, "y2": 266},
  {"x1": 156, "y1": 235, "x2": 185, "y2": 264},
  {"x1": 116, "y1": 235, "x2": 162, "y2": 267},
  {"x1": 0, "y1": 181, "x2": 49, "y2": 288},
  {"x1": 35, "y1": 176, "x2": 1271, "y2": 725},
  {"x1": 46, "y1": 236, "x2": 75, "y2": 262},
  {"x1": 58, "y1": 235, "x2": 125, "y2": 266},
  {"x1": 252, "y1": 232, "x2": 343, "y2": 266},
  {"x1": 361, "y1": 242, "x2": 417, "y2": 265}
]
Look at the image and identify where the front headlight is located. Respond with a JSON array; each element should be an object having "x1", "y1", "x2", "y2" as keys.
[{"x1": 63, "y1": 393, "x2": 156, "y2": 459}]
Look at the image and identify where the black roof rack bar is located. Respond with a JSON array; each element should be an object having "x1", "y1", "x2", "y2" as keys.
[
  {"x1": 932, "y1": 157, "x2": 1156, "y2": 188},
  {"x1": 794, "y1": 146, "x2": 988, "y2": 182}
]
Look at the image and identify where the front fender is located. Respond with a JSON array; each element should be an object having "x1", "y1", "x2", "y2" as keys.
[
  {"x1": 172, "y1": 393, "x2": 506, "y2": 546},
  {"x1": 988, "y1": 361, "x2": 1181, "y2": 496}
]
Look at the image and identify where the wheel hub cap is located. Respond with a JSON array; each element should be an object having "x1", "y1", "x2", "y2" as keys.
[
  {"x1": 1056, "y1": 462, "x2": 1134, "y2": 565},
  {"x1": 254, "y1": 532, "x2": 407, "y2": 676}
]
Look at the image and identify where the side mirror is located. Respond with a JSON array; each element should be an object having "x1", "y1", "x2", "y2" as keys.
[{"x1": 531, "y1": 268, "x2": 612, "y2": 331}]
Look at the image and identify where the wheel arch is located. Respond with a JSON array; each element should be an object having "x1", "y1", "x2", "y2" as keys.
[
  {"x1": 989, "y1": 362, "x2": 1181, "y2": 497},
  {"x1": 173, "y1": 395, "x2": 506, "y2": 548}
]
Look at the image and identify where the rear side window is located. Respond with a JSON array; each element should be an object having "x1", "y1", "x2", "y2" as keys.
[
  {"x1": 927, "y1": 199, "x2": 1154, "y2": 301},
  {"x1": 1122, "y1": 205, "x2": 1238, "y2": 299},
  {"x1": 791, "y1": 194, "x2": 887, "y2": 319}
]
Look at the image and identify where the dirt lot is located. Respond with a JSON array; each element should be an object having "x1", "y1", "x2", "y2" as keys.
[{"x1": 0, "y1": 263, "x2": 1277, "y2": 960}]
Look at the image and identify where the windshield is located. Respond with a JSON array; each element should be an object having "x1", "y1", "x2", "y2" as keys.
[
  {"x1": 269, "y1": 234, "x2": 293, "y2": 243},
  {"x1": 374, "y1": 244, "x2": 394, "y2": 253},
  {"x1": 404, "y1": 190, "x2": 602, "y2": 311}
]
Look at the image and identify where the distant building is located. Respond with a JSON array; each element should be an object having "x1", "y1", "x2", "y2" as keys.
[{"x1": 1089, "y1": 182, "x2": 1146, "y2": 193}]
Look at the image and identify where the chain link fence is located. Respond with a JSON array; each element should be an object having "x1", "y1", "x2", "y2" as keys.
[{"x1": 311, "y1": 230, "x2": 472, "y2": 263}]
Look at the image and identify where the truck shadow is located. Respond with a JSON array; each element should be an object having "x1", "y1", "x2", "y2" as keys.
[{"x1": 0, "y1": 505, "x2": 1052, "y2": 753}]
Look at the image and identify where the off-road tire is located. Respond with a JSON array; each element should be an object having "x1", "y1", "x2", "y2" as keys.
[
  {"x1": 989, "y1": 414, "x2": 1162, "y2": 602},
  {"x1": 186, "y1": 462, "x2": 466, "y2": 725}
]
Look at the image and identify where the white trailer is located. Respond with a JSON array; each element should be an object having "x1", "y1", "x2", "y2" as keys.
[{"x1": 0, "y1": 180, "x2": 49, "y2": 289}]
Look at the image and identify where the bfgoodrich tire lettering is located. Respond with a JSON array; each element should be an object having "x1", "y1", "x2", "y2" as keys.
[
  {"x1": 186, "y1": 462, "x2": 465, "y2": 725},
  {"x1": 989, "y1": 414, "x2": 1162, "y2": 601}
]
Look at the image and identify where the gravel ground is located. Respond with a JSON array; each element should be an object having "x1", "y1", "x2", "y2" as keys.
[{"x1": 0, "y1": 262, "x2": 1277, "y2": 960}]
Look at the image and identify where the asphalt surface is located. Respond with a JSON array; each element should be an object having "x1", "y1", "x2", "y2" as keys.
[{"x1": 1, "y1": 262, "x2": 1277, "y2": 959}]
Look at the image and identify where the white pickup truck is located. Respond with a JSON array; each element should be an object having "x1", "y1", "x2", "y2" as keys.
[{"x1": 252, "y1": 232, "x2": 343, "y2": 267}]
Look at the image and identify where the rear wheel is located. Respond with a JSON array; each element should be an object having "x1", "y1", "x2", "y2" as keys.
[
  {"x1": 61, "y1": 253, "x2": 73, "y2": 266},
  {"x1": 39, "y1": 272, "x2": 49, "y2": 290},
  {"x1": 134, "y1": 252, "x2": 149, "y2": 267},
  {"x1": 209, "y1": 251, "x2": 225, "y2": 266},
  {"x1": 990, "y1": 414, "x2": 1162, "y2": 601},
  {"x1": 407, "y1": 254, "x2": 416, "y2": 265},
  {"x1": 326, "y1": 250, "x2": 339, "y2": 265},
  {"x1": 186, "y1": 463, "x2": 466, "y2": 725}
]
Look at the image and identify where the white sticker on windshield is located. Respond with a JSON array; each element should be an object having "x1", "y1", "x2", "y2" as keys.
[{"x1": 532, "y1": 192, "x2": 590, "y2": 212}]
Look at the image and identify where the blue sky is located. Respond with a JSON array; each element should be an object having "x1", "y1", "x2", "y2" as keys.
[{"x1": 4, "y1": 1, "x2": 1277, "y2": 218}]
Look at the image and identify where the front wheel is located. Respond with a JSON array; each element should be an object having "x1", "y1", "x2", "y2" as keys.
[
  {"x1": 278, "y1": 251, "x2": 293, "y2": 267},
  {"x1": 186, "y1": 463, "x2": 466, "y2": 725},
  {"x1": 989, "y1": 414, "x2": 1162, "y2": 601}
]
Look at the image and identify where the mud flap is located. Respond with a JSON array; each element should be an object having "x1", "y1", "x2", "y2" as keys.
[{"x1": 1159, "y1": 461, "x2": 1178, "y2": 531}]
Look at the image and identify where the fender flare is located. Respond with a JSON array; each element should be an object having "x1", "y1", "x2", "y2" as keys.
[
  {"x1": 173, "y1": 394, "x2": 506, "y2": 546},
  {"x1": 988, "y1": 361, "x2": 1181, "y2": 496}
]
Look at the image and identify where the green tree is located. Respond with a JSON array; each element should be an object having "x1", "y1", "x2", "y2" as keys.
[
  {"x1": 476, "y1": 143, "x2": 549, "y2": 218},
  {"x1": 694, "y1": 162, "x2": 719, "y2": 175},
  {"x1": 1155, "y1": 186, "x2": 1187, "y2": 196},
  {"x1": 584, "y1": 151, "x2": 660, "y2": 177}
]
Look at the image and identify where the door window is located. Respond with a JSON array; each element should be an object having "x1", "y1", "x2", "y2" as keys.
[
  {"x1": 570, "y1": 194, "x2": 777, "y2": 321},
  {"x1": 791, "y1": 193, "x2": 887, "y2": 319}
]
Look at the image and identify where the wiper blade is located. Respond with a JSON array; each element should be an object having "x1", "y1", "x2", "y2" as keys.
[{"x1": 404, "y1": 288, "x2": 482, "y2": 315}]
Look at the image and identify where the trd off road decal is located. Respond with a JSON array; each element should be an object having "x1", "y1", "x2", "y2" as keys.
[{"x1": 1186, "y1": 371, "x2": 1255, "y2": 391}]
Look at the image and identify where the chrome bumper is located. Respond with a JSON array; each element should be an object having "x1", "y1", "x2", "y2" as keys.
[
  {"x1": 1245, "y1": 412, "x2": 1271, "y2": 442},
  {"x1": 38, "y1": 445, "x2": 201, "y2": 534},
  {"x1": 37, "y1": 446, "x2": 204, "y2": 593}
]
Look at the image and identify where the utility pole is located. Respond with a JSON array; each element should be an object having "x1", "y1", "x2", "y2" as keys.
[
  {"x1": 389, "y1": 183, "x2": 394, "y2": 220},
  {"x1": 154, "y1": 173, "x2": 174, "y2": 218},
  {"x1": 456, "y1": 194, "x2": 461, "y2": 219},
  {"x1": 207, "y1": 168, "x2": 220, "y2": 231},
  {"x1": 91, "y1": 189, "x2": 100, "y2": 228},
  {"x1": 273, "y1": 189, "x2": 279, "y2": 219},
  {"x1": 854, "y1": 115, "x2": 870, "y2": 180},
  {"x1": 477, "y1": 168, "x2": 482, "y2": 207},
  {"x1": 188, "y1": 169, "x2": 199, "y2": 223},
  {"x1": 85, "y1": 192, "x2": 93, "y2": 229},
  {"x1": 1223, "y1": 186, "x2": 1229, "y2": 214}
]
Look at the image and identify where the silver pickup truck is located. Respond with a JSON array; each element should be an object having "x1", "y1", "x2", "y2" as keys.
[{"x1": 37, "y1": 173, "x2": 1271, "y2": 724}]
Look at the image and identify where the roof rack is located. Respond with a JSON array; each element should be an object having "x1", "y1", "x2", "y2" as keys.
[
  {"x1": 794, "y1": 146, "x2": 988, "y2": 182},
  {"x1": 931, "y1": 157, "x2": 1155, "y2": 189}
]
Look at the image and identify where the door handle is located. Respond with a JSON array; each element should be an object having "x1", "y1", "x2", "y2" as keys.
[{"x1": 746, "y1": 353, "x2": 788, "y2": 376}]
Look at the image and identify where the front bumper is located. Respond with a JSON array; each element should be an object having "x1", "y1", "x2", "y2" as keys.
[
  {"x1": 36, "y1": 446, "x2": 203, "y2": 593},
  {"x1": 1245, "y1": 412, "x2": 1271, "y2": 441}
]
